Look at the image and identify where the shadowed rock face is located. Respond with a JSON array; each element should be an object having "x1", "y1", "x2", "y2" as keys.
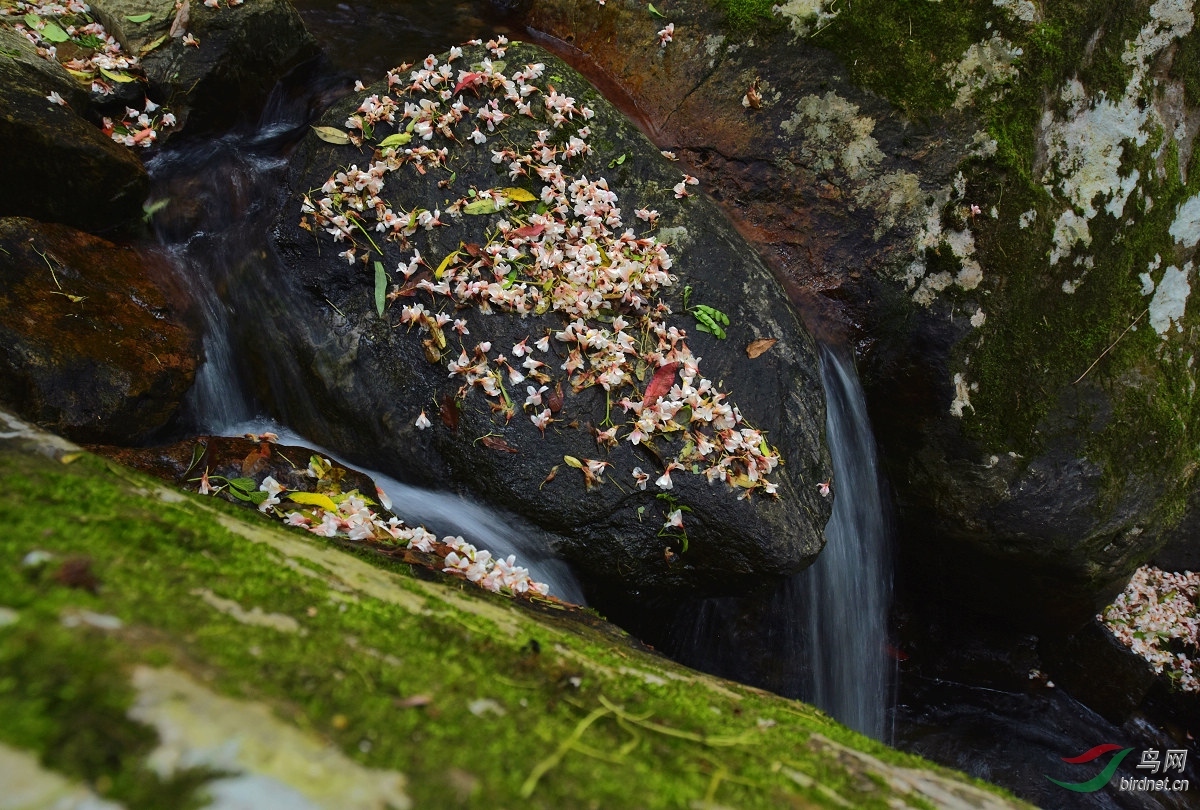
[
  {"x1": 522, "y1": 0, "x2": 1200, "y2": 628},
  {"x1": 245, "y1": 41, "x2": 832, "y2": 604},
  {"x1": 0, "y1": 217, "x2": 200, "y2": 444},
  {"x1": 0, "y1": 28, "x2": 148, "y2": 232}
]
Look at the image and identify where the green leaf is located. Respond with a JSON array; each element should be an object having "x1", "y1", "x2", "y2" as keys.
[
  {"x1": 462, "y1": 198, "x2": 502, "y2": 215},
  {"x1": 379, "y1": 132, "x2": 412, "y2": 148},
  {"x1": 228, "y1": 477, "x2": 257, "y2": 492},
  {"x1": 374, "y1": 261, "x2": 386, "y2": 317},
  {"x1": 311, "y1": 125, "x2": 351, "y2": 145},
  {"x1": 247, "y1": 490, "x2": 270, "y2": 505},
  {"x1": 126, "y1": 12, "x2": 153, "y2": 22},
  {"x1": 648, "y1": 3, "x2": 665, "y2": 18},
  {"x1": 288, "y1": 492, "x2": 340, "y2": 512},
  {"x1": 40, "y1": 21, "x2": 70, "y2": 42},
  {"x1": 23, "y1": 13, "x2": 40, "y2": 27}
]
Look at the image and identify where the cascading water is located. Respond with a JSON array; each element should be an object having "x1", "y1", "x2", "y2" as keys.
[
  {"x1": 661, "y1": 342, "x2": 894, "y2": 740},
  {"x1": 806, "y1": 343, "x2": 894, "y2": 739},
  {"x1": 148, "y1": 63, "x2": 584, "y2": 604}
]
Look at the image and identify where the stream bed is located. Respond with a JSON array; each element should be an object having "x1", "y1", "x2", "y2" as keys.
[{"x1": 143, "y1": 3, "x2": 1197, "y2": 807}]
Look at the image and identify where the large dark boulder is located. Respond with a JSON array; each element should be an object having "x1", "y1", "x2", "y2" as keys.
[
  {"x1": 0, "y1": 217, "x2": 200, "y2": 443},
  {"x1": 523, "y1": 0, "x2": 1200, "y2": 628},
  {"x1": 247, "y1": 41, "x2": 832, "y2": 604},
  {"x1": 90, "y1": 0, "x2": 318, "y2": 133},
  {"x1": 0, "y1": 28, "x2": 148, "y2": 231}
]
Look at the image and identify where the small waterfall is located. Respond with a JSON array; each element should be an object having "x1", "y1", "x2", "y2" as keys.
[
  {"x1": 148, "y1": 70, "x2": 584, "y2": 605},
  {"x1": 806, "y1": 343, "x2": 893, "y2": 739},
  {"x1": 662, "y1": 343, "x2": 893, "y2": 740},
  {"x1": 222, "y1": 420, "x2": 587, "y2": 604}
]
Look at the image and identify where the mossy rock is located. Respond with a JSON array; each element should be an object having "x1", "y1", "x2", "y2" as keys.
[
  {"x1": 0, "y1": 217, "x2": 200, "y2": 444},
  {"x1": 523, "y1": 0, "x2": 1200, "y2": 627},
  {"x1": 0, "y1": 407, "x2": 1032, "y2": 810},
  {"x1": 251, "y1": 41, "x2": 834, "y2": 608}
]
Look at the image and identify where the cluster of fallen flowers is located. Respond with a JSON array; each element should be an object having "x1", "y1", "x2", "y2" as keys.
[
  {"x1": 4, "y1": 0, "x2": 180, "y2": 147},
  {"x1": 102, "y1": 99, "x2": 178, "y2": 147},
  {"x1": 300, "y1": 38, "x2": 783, "y2": 510},
  {"x1": 2, "y1": 0, "x2": 138, "y2": 95},
  {"x1": 1100, "y1": 565, "x2": 1199, "y2": 693},
  {"x1": 196, "y1": 452, "x2": 551, "y2": 597}
]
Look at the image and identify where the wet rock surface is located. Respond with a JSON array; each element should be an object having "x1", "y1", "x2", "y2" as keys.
[
  {"x1": 0, "y1": 217, "x2": 200, "y2": 444},
  {"x1": 258, "y1": 41, "x2": 833, "y2": 604},
  {"x1": 0, "y1": 28, "x2": 148, "y2": 231}
]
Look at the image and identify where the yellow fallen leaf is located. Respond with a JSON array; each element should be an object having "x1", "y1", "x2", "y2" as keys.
[
  {"x1": 311, "y1": 125, "x2": 351, "y2": 145},
  {"x1": 434, "y1": 250, "x2": 459, "y2": 279},
  {"x1": 502, "y1": 187, "x2": 537, "y2": 203},
  {"x1": 563, "y1": 456, "x2": 583, "y2": 469},
  {"x1": 287, "y1": 492, "x2": 339, "y2": 512}
]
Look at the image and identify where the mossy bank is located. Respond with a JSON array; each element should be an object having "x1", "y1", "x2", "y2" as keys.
[{"x1": 0, "y1": 409, "x2": 1029, "y2": 809}]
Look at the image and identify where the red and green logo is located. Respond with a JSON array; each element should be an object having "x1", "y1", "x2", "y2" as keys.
[{"x1": 1047, "y1": 744, "x2": 1135, "y2": 792}]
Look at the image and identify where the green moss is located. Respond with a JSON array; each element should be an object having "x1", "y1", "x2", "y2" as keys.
[
  {"x1": 0, "y1": 445, "x2": 1026, "y2": 808},
  {"x1": 713, "y1": 0, "x2": 778, "y2": 30},
  {"x1": 962, "y1": 80, "x2": 1200, "y2": 532},
  {"x1": 808, "y1": 0, "x2": 990, "y2": 117},
  {"x1": 1169, "y1": 26, "x2": 1200, "y2": 108}
]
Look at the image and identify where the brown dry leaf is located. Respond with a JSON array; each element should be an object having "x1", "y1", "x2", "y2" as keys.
[
  {"x1": 169, "y1": 0, "x2": 189, "y2": 37},
  {"x1": 540, "y1": 465, "x2": 559, "y2": 489},
  {"x1": 746, "y1": 338, "x2": 777, "y2": 359},
  {"x1": 480, "y1": 435, "x2": 518, "y2": 453},
  {"x1": 241, "y1": 445, "x2": 269, "y2": 476},
  {"x1": 439, "y1": 395, "x2": 459, "y2": 431},
  {"x1": 546, "y1": 381, "x2": 564, "y2": 413},
  {"x1": 55, "y1": 557, "x2": 99, "y2": 593}
]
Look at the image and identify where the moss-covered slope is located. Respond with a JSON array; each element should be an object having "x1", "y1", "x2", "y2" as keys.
[{"x1": 0, "y1": 409, "x2": 1028, "y2": 809}]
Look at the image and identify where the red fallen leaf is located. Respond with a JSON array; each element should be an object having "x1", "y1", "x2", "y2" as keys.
[
  {"x1": 643, "y1": 362, "x2": 680, "y2": 407},
  {"x1": 439, "y1": 395, "x2": 459, "y2": 431},
  {"x1": 453, "y1": 71, "x2": 485, "y2": 95},
  {"x1": 545, "y1": 382, "x2": 564, "y2": 413},
  {"x1": 463, "y1": 242, "x2": 482, "y2": 257},
  {"x1": 885, "y1": 643, "x2": 909, "y2": 662},
  {"x1": 480, "y1": 435, "x2": 518, "y2": 453},
  {"x1": 512, "y1": 222, "x2": 545, "y2": 239}
]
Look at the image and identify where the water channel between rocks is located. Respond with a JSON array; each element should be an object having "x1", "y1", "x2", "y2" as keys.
[{"x1": 144, "y1": 3, "x2": 1196, "y2": 808}]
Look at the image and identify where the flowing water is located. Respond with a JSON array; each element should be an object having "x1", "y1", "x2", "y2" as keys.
[
  {"x1": 807, "y1": 344, "x2": 894, "y2": 738},
  {"x1": 660, "y1": 343, "x2": 895, "y2": 741},
  {"x1": 146, "y1": 23, "x2": 583, "y2": 604}
]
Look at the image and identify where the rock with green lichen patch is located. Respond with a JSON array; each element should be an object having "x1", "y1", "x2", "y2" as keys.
[{"x1": 522, "y1": 0, "x2": 1200, "y2": 629}]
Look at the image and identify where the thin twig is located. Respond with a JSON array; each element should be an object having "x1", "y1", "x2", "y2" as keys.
[{"x1": 1073, "y1": 308, "x2": 1148, "y2": 385}]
